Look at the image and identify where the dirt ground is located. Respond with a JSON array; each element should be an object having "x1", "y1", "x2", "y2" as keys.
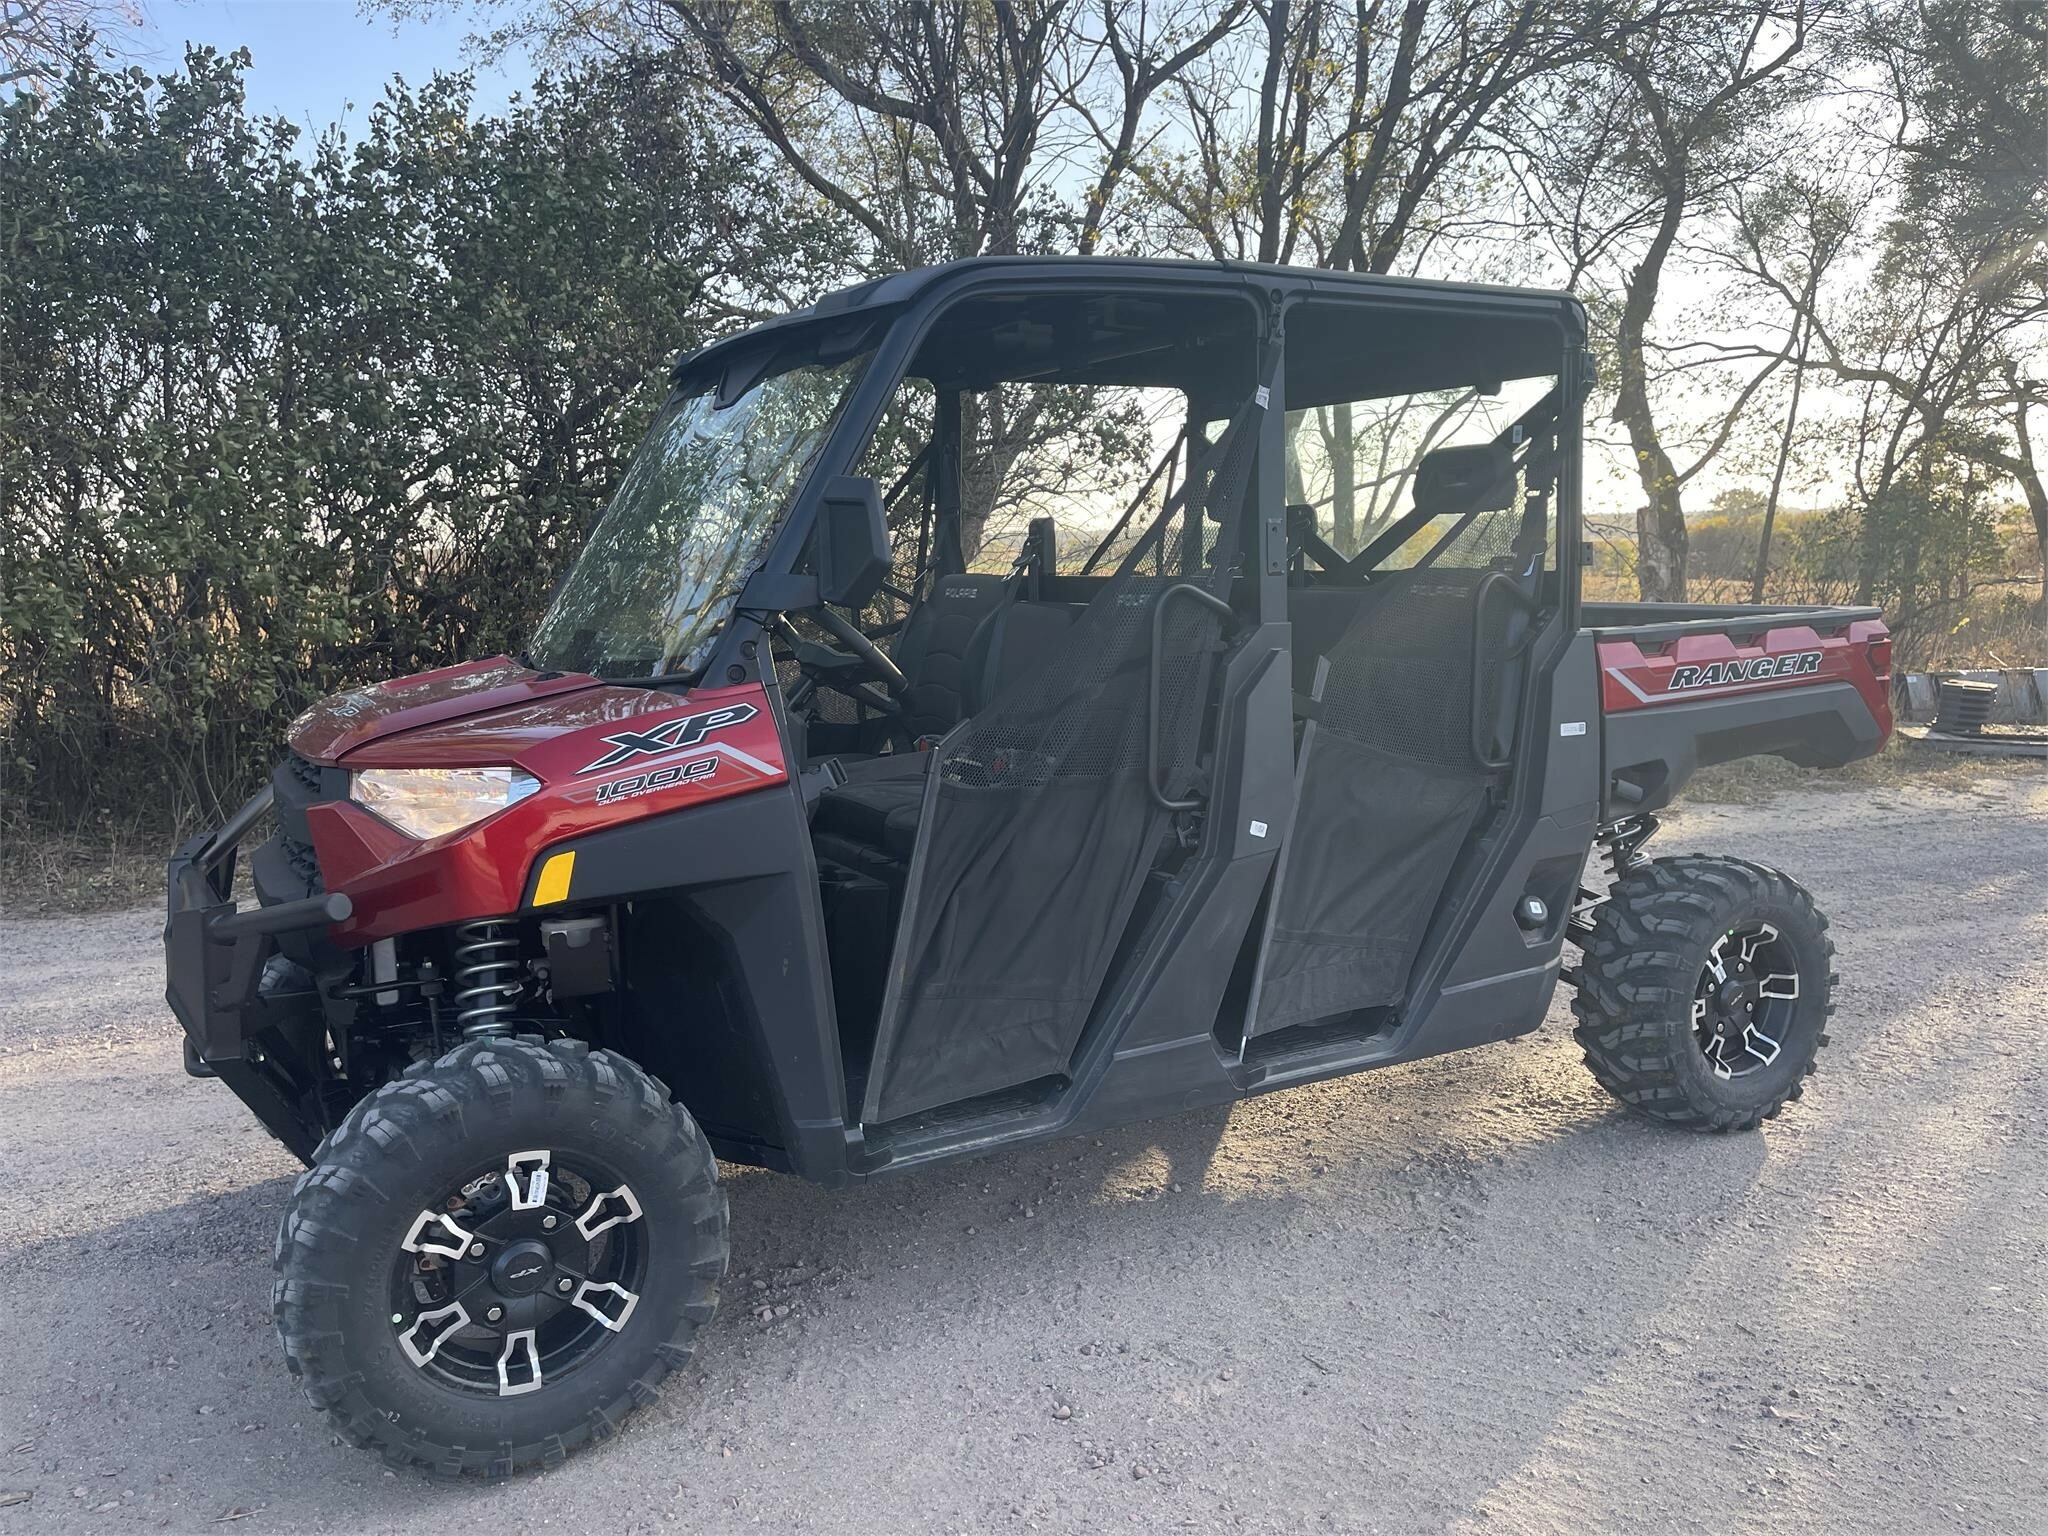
[{"x1": 3, "y1": 771, "x2": 2044, "y2": 1535}]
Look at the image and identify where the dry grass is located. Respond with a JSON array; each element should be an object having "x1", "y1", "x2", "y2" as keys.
[
  {"x1": 1679, "y1": 732, "x2": 2044, "y2": 805},
  {"x1": 0, "y1": 816, "x2": 181, "y2": 918}
]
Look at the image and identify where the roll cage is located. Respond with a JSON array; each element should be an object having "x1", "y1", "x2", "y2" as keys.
[
  {"x1": 687, "y1": 258, "x2": 1588, "y2": 702},
  {"x1": 169, "y1": 256, "x2": 1598, "y2": 1186}
]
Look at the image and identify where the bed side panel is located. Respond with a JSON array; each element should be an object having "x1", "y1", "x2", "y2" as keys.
[{"x1": 1596, "y1": 616, "x2": 1891, "y2": 815}]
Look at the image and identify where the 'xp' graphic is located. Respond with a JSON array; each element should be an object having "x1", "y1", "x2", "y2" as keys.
[{"x1": 579, "y1": 702, "x2": 758, "y2": 773}]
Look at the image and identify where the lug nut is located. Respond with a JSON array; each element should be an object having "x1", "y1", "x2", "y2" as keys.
[
  {"x1": 469, "y1": 1242, "x2": 486, "y2": 1258},
  {"x1": 541, "y1": 1214, "x2": 558, "y2": 1231},
  {"x1": 557, "y1": 1277, "x2": 574, "y2": 1294},
  {"x1": 485, "y1": 1305, "x2": 504, "y2": 1323}
]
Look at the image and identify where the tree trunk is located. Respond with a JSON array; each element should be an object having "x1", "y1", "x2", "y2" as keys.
[
  {"x1": 1625, "y1": 455, "x2": 1687, "y2": 601},
  {"x1": 2009, "y1": 388, "x2": 2048, "y2": 629},
  {"x1": 1752, "y1": 313, "x2": 1811, "y2": 603},
  {"x1": 1612, "y1": 167, "x2": 1690, "y2": 602},
  {"x1": 1253, "y1": 0, "x2": 1292, "y2": 264},
  {"x1": 1284, "y1": 439, "x2": 1310, "y2": 507},
  {"x1": 1331, "y1": 405, "x2": 1356, "y2": 553},
  {"x1": 2029, "y1": 480, "x2": 2048, "y2": 622},
  {"x1": 2031, "y1": 495, "x2": 2048, "y2": 645},
  {"x1": 958, "y1": 388, "x2": 1040, "y2": 563}
]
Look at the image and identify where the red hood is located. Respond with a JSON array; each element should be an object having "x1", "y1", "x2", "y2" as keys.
[
  {"x1": 292, "y1": 676, "x2": 788, "y2": 942},
  {"x1": 288, "y1": 657, "x2": 686, "y2": 769}
]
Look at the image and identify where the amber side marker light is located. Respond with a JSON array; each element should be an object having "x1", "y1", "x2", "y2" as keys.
[{"x1": 532, "y1": 850, "x2": 576, "y2": 907}]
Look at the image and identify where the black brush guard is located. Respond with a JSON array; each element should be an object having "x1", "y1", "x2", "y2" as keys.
[{"x1": 163, "y1": 785, "x2": 351, "y2": 1161}]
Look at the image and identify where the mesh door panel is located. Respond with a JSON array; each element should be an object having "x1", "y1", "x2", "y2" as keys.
[
  {"x1": 1253, "y1": 552, "x2": 1524, "y2": 1034},
  {"x1": 1316, "y1": 571, "x2": 1491, "y2": 769},
  {"x1": 865, "y1": 395, "x2": 1260, "y2": 1122}
]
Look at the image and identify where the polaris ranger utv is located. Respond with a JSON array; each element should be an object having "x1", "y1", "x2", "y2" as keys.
[{"x1": 165, "y1": 257, "x2": 1892, "y2": 1476}]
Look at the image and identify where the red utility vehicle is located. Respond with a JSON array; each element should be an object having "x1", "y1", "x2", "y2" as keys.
[{"x1": 165, "y1": 258, "x2": 1890, "y2": 1476}]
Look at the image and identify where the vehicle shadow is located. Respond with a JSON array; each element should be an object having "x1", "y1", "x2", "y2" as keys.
[{"x1": 0, "y1": 1044, "x2": 1768, "y2": 1533}]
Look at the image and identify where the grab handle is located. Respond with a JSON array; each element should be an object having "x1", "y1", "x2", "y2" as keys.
[
  {"x1": 1470, "y1": 569, "x2": 1540, "y2": 771},
  {"x1": 1148, "y1": 583, "x2": 1238, "y2": 811}
]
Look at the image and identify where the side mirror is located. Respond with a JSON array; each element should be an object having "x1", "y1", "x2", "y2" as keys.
[
  {"x1": 814, "y1": 474, "x2": 889, "y2": 609},
  {"x1": 1414, "y1": 442, "x2": 1515, "y2": 516}
]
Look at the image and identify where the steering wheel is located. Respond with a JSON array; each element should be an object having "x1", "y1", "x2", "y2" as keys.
[
  {"x1": 774, "y1": 612, "x2": 908, "y2": 722},
  {"x1": 776, "y1": 610, "x2": 919, "y2": 756},
  {"x1": 807, "y1": 606, "x2": 908, "y2": 696}
]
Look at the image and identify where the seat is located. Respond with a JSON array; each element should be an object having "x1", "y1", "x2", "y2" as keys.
[
  {"x1": 958, "y1": 599, "x2": 1083, "y2": 710},
  {"x1": 814, "y1": 770, "x2": 924, "y2": 865},
  {"x1": 802, "y1": 574, "x2": 1011, "y2": 759},
  {"x1": 811, "y1": 599, "x2": 1084, "y2": 883},
  {"x1": 1287, "y1": 584, "x2": 1378, "y2": 697},
  {"x1": 889, "y1": 573, "x2": 1010, "y2": 742}
]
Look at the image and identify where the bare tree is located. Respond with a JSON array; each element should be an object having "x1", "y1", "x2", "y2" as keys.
[
  {"x1": 1997, "y1": 365, "x2": 2048, "y2": 615},
  {"x1": 1134, "y1": 0, "x2": 1580, "y2": 273},
  {"x1": 1721, "y1": 0, "x2": 2046, "y2": 618},
  {"x1": 1881, "y1": 0, "x2": 2047, "y2": 617},
  {"x1": 1, "y1": 0, "x2": 140, "y2": 91},
  {"x1": 1711, "y1": 172, "x2": 1859, "y2": 600},
  {"x1": 1514, "y1": 0, "x2": 1828, "y2": 600},
  {"x1": 511, "y1": 0, "x2": 1250, "y2": 270}
]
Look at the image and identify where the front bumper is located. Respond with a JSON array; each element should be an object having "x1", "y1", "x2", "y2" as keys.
[{"x1": 164, "y1": 786, "x2": 352, "y2": 1161}]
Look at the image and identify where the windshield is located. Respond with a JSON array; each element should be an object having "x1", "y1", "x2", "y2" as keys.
[{"x1": 528, "y1": 350, "x2": 869, "y2": 678}]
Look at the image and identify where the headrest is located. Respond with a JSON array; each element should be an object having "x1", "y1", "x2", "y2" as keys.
[{"x1": 1413, "y1": 442, "x2": 1515, "y2": 517}]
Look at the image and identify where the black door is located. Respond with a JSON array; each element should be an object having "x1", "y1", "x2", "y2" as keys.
[
  {"x1": 861, "y1": 356, "x2": 1273, "y2": 1123},
  {"x1": 1247, "y1": 360, "x2": 1565, "y2": 1039}
]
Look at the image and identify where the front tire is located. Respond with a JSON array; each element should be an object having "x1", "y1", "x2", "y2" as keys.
[
  {"x1": 273, "y1": 1037, "x2": 727, "y2": 1477},
  {"x1": 1570, "y1": 855, "x2": 1836, "y2": 1132}
]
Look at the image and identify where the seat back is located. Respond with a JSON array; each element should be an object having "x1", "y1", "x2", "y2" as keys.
[
  {"x1": 1287, "y1": 585, "x2": 1373, "y2": 698},
  {"x1": 961, "y1": 601, "x2": 1085, "y2": 718},
  {"x1": 890, "y1": 573, "x2": 1012, "y2": 740}
]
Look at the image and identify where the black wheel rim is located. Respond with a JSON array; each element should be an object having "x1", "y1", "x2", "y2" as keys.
[
  {"x1": 388, "y1": 1151, "x2": 648, "y2": 1397},
  {"x1": 1693, "y1": 922, "x2": 1801, "y2": 1080}
]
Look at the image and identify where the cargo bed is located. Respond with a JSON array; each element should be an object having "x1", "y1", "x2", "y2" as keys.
[{"x1": 1578, "y1": 603, "x2": 1892, "y2": 817}]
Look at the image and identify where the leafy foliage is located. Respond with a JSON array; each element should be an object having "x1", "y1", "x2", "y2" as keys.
[{"x1": 0, "y1": 47, "x2": 834, "y2": 825}]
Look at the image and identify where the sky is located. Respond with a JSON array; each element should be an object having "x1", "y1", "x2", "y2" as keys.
[
  {"x1": 118, "y1": 2, "x2": 1847, "y2": 533},
  {"x1": 138, "y1": 0, "x2": 530, "y2": 134}
]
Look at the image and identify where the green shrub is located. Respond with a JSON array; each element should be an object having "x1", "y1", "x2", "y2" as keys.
[{"x1": 0, "y1": 48, "x2": 832, "y2": 830}]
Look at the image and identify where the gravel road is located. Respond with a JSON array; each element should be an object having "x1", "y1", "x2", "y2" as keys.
[{"x1": 3, "y1": 772, "x2": 2044, "y2": 1535}]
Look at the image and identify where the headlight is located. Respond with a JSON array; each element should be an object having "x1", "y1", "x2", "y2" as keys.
[{"x1": 351, "y1": 766, "x2": 540, "y2": 840}]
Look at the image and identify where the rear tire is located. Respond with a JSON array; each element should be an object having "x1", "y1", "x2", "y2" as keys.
[
  {"x1": 273, "y1": 1036, "x2": 727, "y2": 1477},
  {"x1": 1570, "y1": 855, "x2": 1835, "y2": 1132}
]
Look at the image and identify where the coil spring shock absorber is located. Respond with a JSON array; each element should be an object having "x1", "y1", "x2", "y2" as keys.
[
  {"x1": 452, "y1": 919, "x2": 522, "y2": 1036},
  {"x1": 1563, "y1": 813, "x2": 1664, "y2": 986}
]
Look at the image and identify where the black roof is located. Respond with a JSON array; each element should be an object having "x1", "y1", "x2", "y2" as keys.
[
  {"x1": 681, "y1": 255, "x2": 1584, "y2": 376},
  {"x1": 810, "y1": 254, "x2": 1575, "y2": 318}
]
